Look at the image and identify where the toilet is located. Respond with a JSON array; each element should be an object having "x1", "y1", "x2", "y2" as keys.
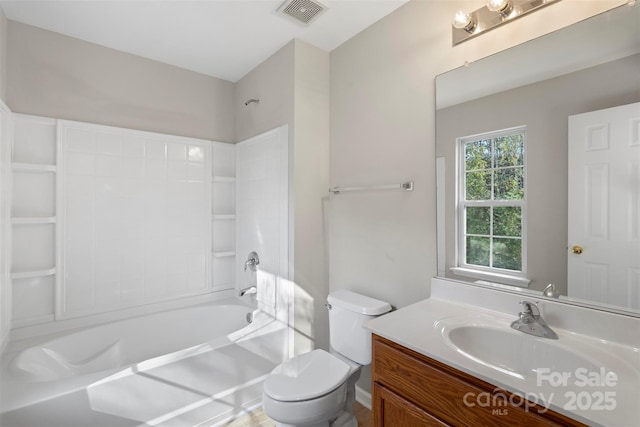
[{"x1": 262, "y1": 290, "x2": 391, "y2": 427}]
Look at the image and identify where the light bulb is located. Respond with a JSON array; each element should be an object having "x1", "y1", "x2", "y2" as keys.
[
  {"x1": 452, "y1": 10, "x2": 475, "y2": 32},
  {"x1": 487, "y1": 0, "x2": 508, "y2": 11},
  {"x1": 487, "y1": 0, "x2": 513, "y2": 16}
]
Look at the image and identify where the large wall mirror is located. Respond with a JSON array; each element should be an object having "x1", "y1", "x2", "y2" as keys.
[{"x1": 436, "y1": 4, "x2": 640, "y2": 316}]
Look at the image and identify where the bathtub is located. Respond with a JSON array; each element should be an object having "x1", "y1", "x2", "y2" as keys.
[{"x1": 0, "y1": 298, "x2": 290, "y2": 426}]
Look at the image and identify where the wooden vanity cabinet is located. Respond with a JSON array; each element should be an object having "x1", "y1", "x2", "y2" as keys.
[{"x1": 372, "y1": 334, "x2": 585, "y2": 427}]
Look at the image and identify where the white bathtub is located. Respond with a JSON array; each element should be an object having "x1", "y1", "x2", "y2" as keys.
[{"x1": 0, "y1": 298, "x2": 290, "y2": 426}]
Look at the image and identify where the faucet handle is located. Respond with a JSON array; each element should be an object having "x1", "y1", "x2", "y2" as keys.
[
  {"x1": 519, "y1": 300, "x2": 540, "y2": 316},
  {"x1": 244, "y1": 251, "x2": 260, "y2": 272},
  {"x1": 543, "y1": 283, "x2": 560, "y2": 298}
]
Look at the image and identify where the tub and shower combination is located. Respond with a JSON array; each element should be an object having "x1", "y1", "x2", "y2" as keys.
[
  {"x1": 0, "y1": 299, "x2": 290, "y2": 426},
  {"x1": 2, "y1": 116, "x2": 293, "y2": 426}
]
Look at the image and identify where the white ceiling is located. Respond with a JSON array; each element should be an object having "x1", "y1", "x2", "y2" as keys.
[{"x1": 2, "y1": 0, "x2": 408, "y2": 82}]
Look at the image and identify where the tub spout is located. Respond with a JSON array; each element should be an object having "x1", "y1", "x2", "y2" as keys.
[{"x1": 239, "y1": 286, "x2": 257, "y2": 297}]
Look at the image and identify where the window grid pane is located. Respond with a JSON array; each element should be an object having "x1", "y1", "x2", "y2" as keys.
[
  {"x1": 466, "y1": 206, "x2": 490, "y2": 235},
  {"x1": 465, "y1": 171, "x2": 491, "y2": 200},
  {"x1": 494, "y1": 166, "x2": 524, "y2": 200},
  {"x1": 494, "y1": 134, "x2": 524, "y2": 168},
  {"x1": 465, "y1": 138, "x2": 491, "y2": 172},
  {"x1": 466, "y1": 236, "x2": 490, "y2": 267},
  {"x1": 494, "y1": 206, "x2": 522, "y2": 237},
  {"x1": 493, "y1": 237, "x2": 522, "y2": 271}
]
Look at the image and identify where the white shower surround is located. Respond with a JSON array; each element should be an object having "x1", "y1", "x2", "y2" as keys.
[
  {"x1": 0, "y1": 299, "x2": 291, "y2": 426},
  {"x1": 6, "y1": 115, "x2": 292, "y2": 338},
  {"x1": 57, "y1": 120, "x2": 213, "y2": 319},
  {"x1": 235, "y1": 125, "x2": 292, "y2": 322}
]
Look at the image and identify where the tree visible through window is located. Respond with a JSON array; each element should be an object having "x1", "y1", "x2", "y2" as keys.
[{"x1": 459, "y1": 127, "x2": 526, "y2": 273}]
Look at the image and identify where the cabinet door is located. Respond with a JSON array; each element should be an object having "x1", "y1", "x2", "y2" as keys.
[{"x1": 373, "y1": 383, "x2": 449, "y2": 427}]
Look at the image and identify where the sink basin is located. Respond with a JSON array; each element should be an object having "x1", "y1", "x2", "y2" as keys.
[{"x1": 439, "y1": 320, "x2": 603, "y2": 381}]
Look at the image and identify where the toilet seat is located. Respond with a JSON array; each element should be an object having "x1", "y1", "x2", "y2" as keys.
[{"x1": 264, "y1": 349, "x2": 350, "y2": 402}]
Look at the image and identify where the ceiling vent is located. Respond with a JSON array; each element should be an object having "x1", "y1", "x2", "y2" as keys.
[{"x1": 277, "y1": 0, "x2": 328, "y2": 25}]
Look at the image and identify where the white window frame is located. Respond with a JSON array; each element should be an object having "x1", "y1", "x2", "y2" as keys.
[{"x1": 451, "y1": 126, "x2": 530, "y2": 287}]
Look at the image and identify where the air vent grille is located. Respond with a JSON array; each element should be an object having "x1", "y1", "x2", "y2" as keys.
[{"x1": 278, "y1": 0, "x2": 327, "y2": 25}]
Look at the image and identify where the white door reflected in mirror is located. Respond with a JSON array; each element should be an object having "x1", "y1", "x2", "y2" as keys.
[{"x1": 567, "y1": 102, "x2": 640, "y2": 310}]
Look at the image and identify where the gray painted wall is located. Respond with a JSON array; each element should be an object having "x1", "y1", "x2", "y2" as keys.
[
  {"x1": 234, "y1": 41, "x2": 294, "y2": 143},
  {"x1": 437, "y1": 54, "x2": 640, "y2": 294},
  {"x1": 7, "y1": 21, "x2": 235, "y2": 142},
  {"x1": 0, "y1": 9, "x2": 7, "y2": 102},
  {"x1": 292, "y1": 40, "x2": 330, "y2": 354}
]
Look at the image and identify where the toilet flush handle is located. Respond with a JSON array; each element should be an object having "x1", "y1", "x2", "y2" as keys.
[{"x1": 325, "y1": 302, "x2": 332, "y2": 310}]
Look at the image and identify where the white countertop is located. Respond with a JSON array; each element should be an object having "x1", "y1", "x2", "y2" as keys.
[{"x1": 365, "y1": 281, "x2": 640, "y2": 427}]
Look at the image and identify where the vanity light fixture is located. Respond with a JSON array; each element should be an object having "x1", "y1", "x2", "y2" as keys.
[{"x1": 453, "y1": 0, "x2": 561, "y2": 45}]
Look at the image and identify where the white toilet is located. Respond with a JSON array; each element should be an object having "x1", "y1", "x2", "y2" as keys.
[{"x1": 262, "y1": 290, "x2": 391, "y2": 427}]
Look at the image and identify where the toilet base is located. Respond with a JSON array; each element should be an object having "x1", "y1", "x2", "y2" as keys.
[
  {"x1": 332, "y1": 411, "x2": 358, "y2": 427},
  {"x1": 273, "y1": 411, "x2": 357, "y2": 427},
  {"x1": 274, "y1": 423, "x2": 328, "y2": 427}
]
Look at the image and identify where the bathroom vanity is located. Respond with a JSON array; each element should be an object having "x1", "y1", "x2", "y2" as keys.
[
  {"x1": 365, "y1": 278, "x2": 640, "y2": 427},
  {"x1": 372, "y1": 335, "x2": 581, "y2": 426}
]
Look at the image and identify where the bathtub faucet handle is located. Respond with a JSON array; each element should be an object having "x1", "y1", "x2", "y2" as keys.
[{"x1": 244, "y1": 251, "x2": 260, "y2": 272}]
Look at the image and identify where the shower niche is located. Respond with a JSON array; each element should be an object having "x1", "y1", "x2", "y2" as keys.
[
  {"x1": 212, "y1": 142, "x2": 236, "y2": 291},
  {"x1": 10, "y1": 115, "x2": 57, "y2": 327}
]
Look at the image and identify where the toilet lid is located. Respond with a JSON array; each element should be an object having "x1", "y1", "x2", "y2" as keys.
[{"x1": 264, "y1": 349, "x2": 350, "y2": 402}]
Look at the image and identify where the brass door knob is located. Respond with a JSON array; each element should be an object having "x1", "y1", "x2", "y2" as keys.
[{"x1": 571, "y1": 245, "x2": 583, "y2": 254}]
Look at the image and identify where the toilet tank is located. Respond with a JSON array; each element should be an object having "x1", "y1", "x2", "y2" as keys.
[{"x1": 327, "y1": 290, "x2": 391, "y2": 365}]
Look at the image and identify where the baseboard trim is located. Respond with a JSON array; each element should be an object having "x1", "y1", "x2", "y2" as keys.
[{"x1": 355, "y1": 385, "x2": 371, "y2": 410}]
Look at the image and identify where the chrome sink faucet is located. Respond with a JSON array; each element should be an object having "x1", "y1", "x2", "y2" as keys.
[{"x1": 510, "y1": 300, "x2": 558, "y2": 339}]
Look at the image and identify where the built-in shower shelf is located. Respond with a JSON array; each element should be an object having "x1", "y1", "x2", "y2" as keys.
[
  {"x1": 12, "y1": 216, "x2": 57, "y2": 225},
  {"x1": 213, "y1": 176, "x2": 236, "y2": 183},
  {"x1": 211, "y1": 142, "x2": 236, "y2": 299},
  {"x1": 213, "y1": 214, "x2": 235, "y2": 220},
  {"x1": 12, "y1": 163, "x2": 57, "y2": 173},
  {"x1": 213, "y1": 250, "x2": 236, "y2": 258},
  {"x1": 11, "y1": 268, "x2": 56, "y2": 279}
]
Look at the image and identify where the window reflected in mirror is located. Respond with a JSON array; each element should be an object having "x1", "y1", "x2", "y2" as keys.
[{"x1": 458, "y1": 127, "x2": 526, "y2": 277}]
